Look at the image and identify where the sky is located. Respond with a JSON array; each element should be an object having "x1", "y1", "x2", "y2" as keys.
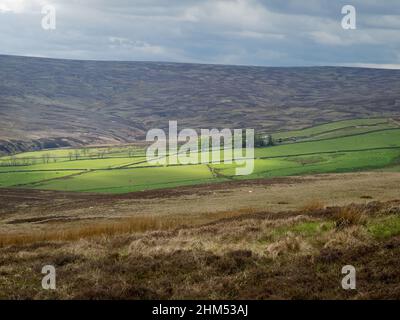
[{"x1": 0, "y1": 0, "x2": 399, "y2": 68}]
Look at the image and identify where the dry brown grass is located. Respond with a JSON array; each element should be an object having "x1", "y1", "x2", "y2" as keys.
[
  {"x1": 0, "y1": 209, "x2": 258, "y2": 247},
  {"x1": 0, "y1": 216, "x2": 182, "y2": 247},
  {"x1": 1, "y1": 200, "x2": 400, "y2": 299},
  {"x1": 333, "y1": 205, "x2": 366, "y2": 230},
  {"x1": 300, "y1": 199, "x2": 325, "y2": 213},
  {"x1": 265, "y1": 232, "x2": 314, "y2": 259},
  {"x1": 199, "y1": 207, "x2": 260, "y2": 221},
  {"x1": 323, "y1": 226, "x2": 366, "y2": 249}
]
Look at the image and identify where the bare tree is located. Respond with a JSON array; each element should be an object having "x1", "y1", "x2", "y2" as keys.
[
  {"x1": 9, "y1": 156, "x2": 18, "y2": 166},
  {"x1": 42, "y1": 153, "x2": 51, "y2": 164}
]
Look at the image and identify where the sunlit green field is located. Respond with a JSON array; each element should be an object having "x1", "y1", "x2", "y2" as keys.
[
  {"x1": 215, "y1": 149, "x2": 400, "y2": 179},
  {"x1": 0, "y1": 146, "x2": 145, "y2": 161},
  {"x1": 0, "y1": 171, "x2": 83, "y2": 188},
  {"x1": 272, "y1": 118, "x2": 398, "y2": 142},
  {"x1": 31, "y1": 165, "x2": 219, "y2": 193},
  {"x1": 258, "y1": 128, "x2": 400, "y2": 158},
  {"x1": 0, "y1": 118, "x2": 399, "y2": 193}
]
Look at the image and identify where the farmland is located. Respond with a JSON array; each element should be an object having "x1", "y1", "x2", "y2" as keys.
[
  {"x1": 2, "y1": 55, "x2": 400, "y2": 156},
  {"x1": 272, "y1": 118, "x2": 399, "y2": 142},
  {"x1": 0, "y1": 117, "x2": 399, "y2": 194},
  {"x1": 1, "y1": 117, "x2": 400, "y2": 299}
]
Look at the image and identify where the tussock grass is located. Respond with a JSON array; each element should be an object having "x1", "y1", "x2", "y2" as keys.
[
  {"x1": 334, "y1": 206, "x2": 366, "y2": 230},
  {"x1": 300, "y1": 200, "x2": 325, "y2": 213},
  {"x1": 322, "y1": 226, "x2": 366, "y2": 249},
  {"x1": 266, "y1": 235, "x2": 310, "y2": 259}
]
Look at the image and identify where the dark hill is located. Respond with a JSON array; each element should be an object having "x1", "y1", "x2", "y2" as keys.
[{"x1": 1, "y1": 55, "x2": 400, "y2": 154}]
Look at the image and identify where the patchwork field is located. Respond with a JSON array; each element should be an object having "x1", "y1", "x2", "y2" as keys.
[
  {"x1": 1, "y1": 118, "x2": 400, "y2": 299},
  {"x1": 2, "y1": 57, "x2": 400, "y2": 156},
  {"x1": 272, "y1": 118, "x2": 399, "y2": 142},
  {"x1": 0, "y1": 118, "x2": 399, "y2": 194}
]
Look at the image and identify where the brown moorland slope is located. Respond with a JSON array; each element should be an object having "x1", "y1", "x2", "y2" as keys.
[
  {"x1": 0, "y1": 172, "x2": 400, "y2": 299},
  {"x1": 1, "y1": 197, "x2": 399, "y2": 299},
  {"x1": 1, "y1": 55, "x2": 400, "y2": 154}
]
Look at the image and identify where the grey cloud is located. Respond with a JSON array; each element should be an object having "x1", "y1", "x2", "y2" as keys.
[{"x1": 0, "y1": 0, "x2": 399, "y2": 67}]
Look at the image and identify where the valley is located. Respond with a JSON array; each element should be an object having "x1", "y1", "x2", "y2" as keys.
[{"x1": 1, "y1": 56, "x2": 400, "y2": 300}]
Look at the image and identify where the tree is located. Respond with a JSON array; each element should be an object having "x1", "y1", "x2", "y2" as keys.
[
  {"x1": 42, "y1": 153, "x2": 51, "y2": 164},
  {"x1": 10, "y1": 156, "x2": 18, "y2": 166},
  {"x1": 242, "y1": 132, "x2": 274, "y2": 148},
  {"x1": 97, "y1": 150, "x2": 106, "y2": 159}
]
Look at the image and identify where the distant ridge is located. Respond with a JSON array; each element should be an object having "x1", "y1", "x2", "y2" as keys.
[{"x1": 1, "y1": 54, "x2": 400, "y2": 154}]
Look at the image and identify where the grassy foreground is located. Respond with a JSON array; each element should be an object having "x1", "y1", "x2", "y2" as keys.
[{"x1": 1, "y1": 200, "x2": 400, "y2": 299}]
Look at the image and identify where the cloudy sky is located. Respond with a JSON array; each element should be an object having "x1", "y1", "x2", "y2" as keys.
[{"x1": 0, "y1": 0, "x2": 399, "y2": 67}]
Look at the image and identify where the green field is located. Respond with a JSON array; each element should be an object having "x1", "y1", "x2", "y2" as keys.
[
  {"x1": 0, "y1": 118, "x2": 399, "y2": 193},
  {"x1": 0, "y1": 170, "x2": 84, "y2": 188},
  {"x1": 31, "y1": 165, "x2": 219, "y2": 193},
  {"x1": 272, "y1": 118, "x2": 398, "y2": 142},
  {"x1": 0, "y1": 146, "x2": 145, "y2": 162}
]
